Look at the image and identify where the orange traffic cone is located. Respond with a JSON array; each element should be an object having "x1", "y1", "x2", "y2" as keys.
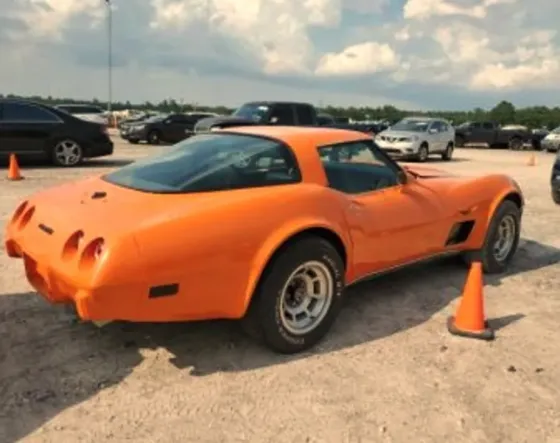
[
  {"x1": 8, "y1": 153, "x2": 23, "y2": 181},
  {"x1": 527, "y1": 153, "x2": 536, "y2": 166},
  {"x1": 447, "y1": 261, "x2": 495, "y2": 340}
]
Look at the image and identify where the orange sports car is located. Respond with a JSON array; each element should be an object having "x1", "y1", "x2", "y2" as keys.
[{"x1": 5, "y1": 126, "x2": 524, "y2": 353}]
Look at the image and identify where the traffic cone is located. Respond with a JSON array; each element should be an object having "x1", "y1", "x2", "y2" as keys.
[
  {"x1": 447, "y1": 261, "x2": 495, "y2": 340},
  {"x1": 7, "y1": 154, "x2": 23, "y2": 181},
  {"x1": 527, "y1": 153, "x2": 536, "y2": 166}
]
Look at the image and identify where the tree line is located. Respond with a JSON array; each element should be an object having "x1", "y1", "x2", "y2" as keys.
[{"x1": 2, "y1": 93, "x2": 559, "y2": 130}]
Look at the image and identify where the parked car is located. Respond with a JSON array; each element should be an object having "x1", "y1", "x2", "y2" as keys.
[
  {"x1": 541, "y1": 126, "x2": 560, "y2": 153},
  {"x1": 0, "y1": 99, "x2": 113, "y2": 166},
  {"x1": 117, "y1": 112, "x2": 161, "y2": 130},
  {"x1": 55, "y1": 104, "x2": 108, "y2": 126},
  {"x1": 454, "y1": 121, "x2": 532, "y2": 149},
  {"x1": 551, "y1": 150, "x2": 560, "y2": 204},
  {"x1": 375, "y1": 117, "x2": 455, "y2": 161},
  {"x1": 530, "y1": 127, "x2": 550, "y2": 151},
  {"x1": 120, "y1": 113, "x2": 207, "y2": 145},
  {"x1": 5, "y1": 126, "x2": 523, "y2": 353},
  {"x1": 194, "y1": 101, "x2": 320, "y2": 132}
]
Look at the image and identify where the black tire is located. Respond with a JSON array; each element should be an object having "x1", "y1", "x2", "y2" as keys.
[
  {"x1": 128, "y1": 139, "x2": 139, "y2": 144},
  {"x1": 416, "y1": 143, "x2": 429, "y2": 162},
  {"x1": 241, "y1": 236, "x2": 345, "y2": 354},
  {"x1": 441, "y1": 143, "x2": 454, "y2": 161},
  {"x1": 147, "y1": 130, "x2": 161, "y2": 145},
  {"x1": 508, "y1": 137, "x2": 523, "y2": 150},
  {"x1": 462, "y1": 200, "x2": 521, "y2": 274},
  {"x1": 455, "y1": 136, "x2": 465, "y2": 148},
  {"x1": 552, "y1": 189, "x2": 560, "y2": 205},
  {"x1": 51, "y1": 139, "x2": 84, "y2": 167}
]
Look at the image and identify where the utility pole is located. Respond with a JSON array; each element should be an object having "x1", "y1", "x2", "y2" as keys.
[{"x1": 105, "y1": 0, "x2": 113, "y2": 115}]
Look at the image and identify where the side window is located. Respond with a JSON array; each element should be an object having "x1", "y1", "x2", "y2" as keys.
[
  {"x1": 429, "y1": 121, "x2": 442, "y2": 132},
  {"x1": 3, "y1": 103, "x2": 60, "y2": 122},
  {"x1": 268, "y1": 104, "x2": 295, "y2": 125},
  {"x1": 318, "y1": 140, "x2": 400, "y2": 194},
  {"x1": 295, "y1": 105, "x2": 315, "y2": 125},
  {"x1": 470, "y1": 122, "x2": 482, "y2": 129},
  {"x1": 482, "y1": 122, "x2": 494, "y2": 130},
  {"x1": 440, "y1": 122, "x2": 450, "y2": 132}
]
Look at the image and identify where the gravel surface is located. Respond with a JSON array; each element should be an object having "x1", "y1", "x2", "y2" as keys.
[{"x1": 1, "y1": 139, "x2": 559, "y2": 443}]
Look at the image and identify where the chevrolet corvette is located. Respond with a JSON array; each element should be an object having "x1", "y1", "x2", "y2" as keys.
[{"x1": 5, "y1": 126, "x2": 524, "y2": 353}]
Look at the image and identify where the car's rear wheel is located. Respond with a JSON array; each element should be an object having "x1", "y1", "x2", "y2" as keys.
[
  {"x1": 441, "y1": 143, "x2": 454, "y2": 161},
  {"x1": 463, "y1": 200, "x2": 521, "y2": 274},
  {"x1": 52, "y1": 139, "x2": 84, "y2": 167},
  {"x1": 241, "y1": 236, "x2": 345, "y2": 354},
  {"x1": 128, "y1": 139, "x2": 139, "y2": 144},
  {"x1": 508, "y1": 136, "x2": 523, "y2": 150},
  {"x1": 552, "y1": 189, "x2": 560, "y2": 205},
  {"x1": 417, "y1": 143, "x2": 429, "y2": 162},
  {"x1": 455, "y1": 136, "x2": 465, "y2": 148}
]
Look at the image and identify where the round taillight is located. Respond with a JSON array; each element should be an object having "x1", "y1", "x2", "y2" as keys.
[
  {"x1": 11, "y1": 201, "x2": 28, "y2": 222},
  {"x1": 18, "y1": 206, "x2": 35, "y2": 229},
  {"x1": 78, "y1": 237, "x2": 106, "y2": 270},
  {"x1": 62, "y1": 230, "x2": 85, "y2": 260}
]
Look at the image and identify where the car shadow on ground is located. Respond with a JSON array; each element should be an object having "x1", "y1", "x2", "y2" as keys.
[{"x1": 0, "y1": 239, "x2": 558, "y2": 442}]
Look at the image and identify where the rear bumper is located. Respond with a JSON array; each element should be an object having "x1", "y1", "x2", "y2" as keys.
[{"x1": 86, "y1": 140, "x2": 114, "y2": 158}]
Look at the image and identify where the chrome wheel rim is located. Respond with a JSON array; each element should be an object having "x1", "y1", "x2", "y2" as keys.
[
  {"x1": 493, "y1": 215, "x2": 516, "y2": 262},
  {"x1": 279, "y1": 261, "x2": 334, "y2": 335},
  {"x1": 446, "y1": 145, "x2": 453, "y2": 157},
  {"x1": 55, "y1": 140, "x2": 82, "y2": 166},
  {"x1": 419, "y1": 147, "x2": 428, "y2": 160}
]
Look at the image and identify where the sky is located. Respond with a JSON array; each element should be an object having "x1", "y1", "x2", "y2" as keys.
[{"x1": 1, "y1": 0, "x2": 559, "y2": 110}]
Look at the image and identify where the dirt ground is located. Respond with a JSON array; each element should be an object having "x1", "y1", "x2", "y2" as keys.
[{"x1": 1, "y1": 137, "x2": 559, "y2": 443}]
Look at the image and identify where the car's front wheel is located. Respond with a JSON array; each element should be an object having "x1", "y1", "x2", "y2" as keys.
[
  {"x1": 242, "y1": 236, "x2": 345, "y2": 354},
  {"x1": 463, "y1": 200, "x2": 521, "y2": 274}
]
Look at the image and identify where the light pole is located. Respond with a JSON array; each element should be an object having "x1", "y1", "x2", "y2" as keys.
[{"x1": 105, "y1": 0, "x2": 113, "y2": 115}]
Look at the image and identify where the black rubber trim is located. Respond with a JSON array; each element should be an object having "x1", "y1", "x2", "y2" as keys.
[
  {"x1": 447, "y1": 316, "x2": 495, "y2": 341},
  {"x1": 149, "y1": 283, "x2": 179, "y2": 298},
  {"x1": 38, "y1": 223, "x2": 54, "y2": 235}
]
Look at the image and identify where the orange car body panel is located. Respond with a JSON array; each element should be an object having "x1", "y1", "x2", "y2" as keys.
[{"x1": 4, "y1": 126, "x2": 523, "y2": 322}]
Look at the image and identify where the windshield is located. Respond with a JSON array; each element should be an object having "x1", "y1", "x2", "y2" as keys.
[
  {"x1": 390, "y1": 119, "x2": 431, "y2": 132},
  {"x1": 58, "y1": 105, "x2": 103, "y2": 114},
  {"x1": 103, "y1": 133, "x2": 301, "y2": 193},
  {"x1": 232, "y1": 103, "x2": 269, "y2": 122}
]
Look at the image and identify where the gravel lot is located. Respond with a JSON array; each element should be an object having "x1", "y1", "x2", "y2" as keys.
[{"x1": 1, "y1": 137, "x2": 559, "y2": 443}]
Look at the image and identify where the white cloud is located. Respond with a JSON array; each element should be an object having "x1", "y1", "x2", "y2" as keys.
[
  {"x1": 1, "y1": 0, "x2": 560, "y2": 108},
  {"x1": 315, "y1": 41, "x2": 399, "y2": 75}
]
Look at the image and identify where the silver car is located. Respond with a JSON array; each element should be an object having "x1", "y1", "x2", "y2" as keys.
[
  {"x1": 541, "y1": 126, "x2": 560, "y2": 153},
  {"x1": 375, "y1": 117, "x2": 455, "y2": 162}
]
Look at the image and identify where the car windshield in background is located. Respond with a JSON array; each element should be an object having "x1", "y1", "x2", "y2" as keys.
[
  {"x1": 103, "y1": 133, "x2": 301, "y2": 193},
  {"x1": 391, "y1": 119, "x2": 431, "y2": 132},
  {"x1": 144, "y1": 115, "x2": 167, "y2": 123},
  {"x1": 232, "y1": 104, "x2": 269, "y2": 122}
]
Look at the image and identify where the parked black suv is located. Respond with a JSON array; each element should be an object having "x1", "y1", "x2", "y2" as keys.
[
  {"x1": 0, "y1": 99, "x2": 113, "y2": 166},
  {"x1": 551, "y1": 150, "x2": 560, "y2": 204},
  {"x1": 120, "y1": 113, "x2": 211, "y2": 145}
]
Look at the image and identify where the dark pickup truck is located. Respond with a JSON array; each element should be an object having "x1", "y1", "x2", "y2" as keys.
[
  {"x1": 454, "y1": 121, "x2": 535, "y2": 150},
  {"x1": 193, "y1": 101, "x2": 386, "y2": 136}
]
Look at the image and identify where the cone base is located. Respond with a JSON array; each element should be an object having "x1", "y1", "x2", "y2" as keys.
[
  {"x1": 7, "y1": 177, "x2": 23, "y2": 181},
  {"x1": 447, "y1": 316, "x2": 495, "y2": 341}
]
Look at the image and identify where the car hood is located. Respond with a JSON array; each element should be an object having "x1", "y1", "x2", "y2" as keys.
[
  {"x1": 194, "y1": 115, "x2": 255, "y2": 132},
  {"x1": 378, "y1": 130, "x2": 422, "y2": 138}
]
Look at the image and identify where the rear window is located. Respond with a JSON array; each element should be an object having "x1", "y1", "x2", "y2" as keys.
[{"x1": 103, "y1": 133, "x2": 301, "y2": 193}]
